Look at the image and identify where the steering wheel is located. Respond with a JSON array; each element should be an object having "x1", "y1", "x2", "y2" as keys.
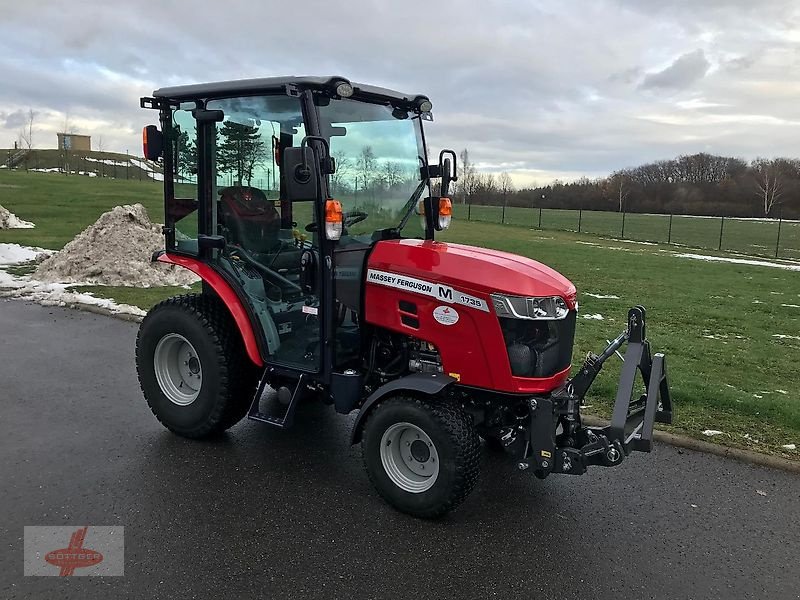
[{"x1": 344, "y1": 210, "x2": 369, "y2": 227}]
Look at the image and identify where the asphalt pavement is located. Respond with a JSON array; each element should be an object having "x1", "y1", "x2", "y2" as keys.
[{"x1": 1, "y1": 299, "x2": 798, "y2": 599}]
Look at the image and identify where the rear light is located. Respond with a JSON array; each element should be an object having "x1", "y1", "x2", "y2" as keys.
[
  {"x1": 438, "y1": 197, "x2": 452, "y2": 230},
  {"x1": 142, "y1": 125, "x2": 163, "y2": 160},
  {"x1": 325, "y1": 199, "x2": 343, "y2": 240}
]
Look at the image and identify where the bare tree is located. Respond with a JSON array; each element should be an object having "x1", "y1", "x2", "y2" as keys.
[
  {"x1": 751, "y1": 158, "x2": 796, "y2": 216},
  {"x1": 18, "y1": 108, "x2": 35, "y2": 150},
  {"x1": 96, "y1": 135, "x2": 105, "y2": 152},
  {"x1": 356, "y1": 146, "x2": 377, "y2": 199},
  {"x1": 498, "y1": 171, "x2": 514, "y2": 202},
  {"x1": 62, "y1": 111, "x2": 75, "y2": 135},
  {"x1": 381, "y1": 161, "x2": 403, "y2": 190},
  {"x1": 330, "y1": 150, "x2": 352, "y2": 195},
  {"x1": 457, "y1": 148, "x2": 478, "y2": 205},
  {"x1": 608, "y1": 170, "x2": 631, "y2": 212}
]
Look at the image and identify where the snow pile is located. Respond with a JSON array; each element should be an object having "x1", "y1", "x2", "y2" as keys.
[
  {"x1": 585, "y1": 292, "x2": 620, "y2": 299},
  {"x1": 0, "y1": 204, "x2": 35, "y2": 229},
  {"x1": 0, "y1": 243, "x2": 145, "y2": 317},
  {"x1": 0, "y1": 243, "x2": 50, "y2": 265},
  {"x1": 34, "y1": 204, "x2": 198, "y2": 287},
  {"x1": 674, "y1": 253, "x2": 800, "y2": 272},
  {"x1": 0, "y1": 271, "x2": 147, "y2": 317},
  {"x1": 702, "y1": 429, "x2": 723, "y2": 437},
  {"x1": 582, "y1": 313, "x2": 604, "y2": 320}
]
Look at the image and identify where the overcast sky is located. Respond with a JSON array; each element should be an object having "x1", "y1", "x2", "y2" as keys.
[{"x1": 2, "y1": 0, "x2": 798, "y2": 186}]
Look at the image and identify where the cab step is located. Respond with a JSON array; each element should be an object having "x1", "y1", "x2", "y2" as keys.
[{"x1": 247, "y1": 373, "x2": 307, "y2": 429}]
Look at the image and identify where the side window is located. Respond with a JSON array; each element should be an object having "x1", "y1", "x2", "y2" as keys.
[
  {"x1": 170, "y1": 108, "x2": 199, "y2": 254},
  {"x1": 206, "y1": 97, "x2": 312, "y2": 253}
]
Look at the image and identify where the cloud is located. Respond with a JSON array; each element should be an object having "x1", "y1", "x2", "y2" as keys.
[
  {"x1": 0, "y1": 0, "x2": 799, "y2": 183},
  {"x1": 639, "y1": 50, "x2": 711, "y2": 90}
]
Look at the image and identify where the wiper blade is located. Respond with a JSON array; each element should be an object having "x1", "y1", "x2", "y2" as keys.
[{"x1": 397, "y1": 178, "x2": 429, "y2": 233}]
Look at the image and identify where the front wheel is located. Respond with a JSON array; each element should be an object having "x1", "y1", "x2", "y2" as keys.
[{"x1": 361, "y1": 396, "x2": 480, "y2": 519}]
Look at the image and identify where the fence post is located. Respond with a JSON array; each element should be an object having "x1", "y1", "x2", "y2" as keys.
[
  {"x1": 538, "y1": 207, "x2": 542, "y2": 229},
  {"x1": 621, "y1": 210, "x2": 626, "y2": 238},
  {"x1": 718, "y1": 216, "x2": 725, "y2": 251},
  {"x1": 775, "y1": 209, "x2": 783, "y2": 258},
  {"x1": 578, "y1": 209, "x2": 582, "y2": 233},
  {"x1": 668, "y1": 214, "x2": 673, "y2": 244}
]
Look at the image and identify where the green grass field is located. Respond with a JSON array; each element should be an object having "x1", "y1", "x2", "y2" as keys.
[
  {"x1": 467, "y1": 204, "x2": 800, "y2": 259},
  {"x1": 2, "y1": 170, "x2": 799, "y2": 456}
]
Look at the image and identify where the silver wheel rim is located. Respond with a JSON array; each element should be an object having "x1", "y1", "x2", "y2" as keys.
[
  {"x1": 380, "y1": 422, "x2": 440, "y2": 493},
  {"x1": 153, "y1": 333, "x2": 202, "y2": 406}
]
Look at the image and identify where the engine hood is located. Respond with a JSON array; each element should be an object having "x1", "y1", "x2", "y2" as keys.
[{"x1": 367, "y1": 239, "x2": 577, "y2": 305}]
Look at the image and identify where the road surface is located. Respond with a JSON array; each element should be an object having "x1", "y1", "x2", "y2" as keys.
[{"x1": 1, "y1": 300, "x2": 798, "y2": 599}]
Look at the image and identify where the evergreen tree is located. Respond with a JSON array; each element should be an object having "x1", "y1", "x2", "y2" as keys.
[
  {"x1": 175, "y1": 127, "x2": 197, "y2": 181},
  {"x1": 217, "y1": 121, "x2": 266, "y2": 186}
]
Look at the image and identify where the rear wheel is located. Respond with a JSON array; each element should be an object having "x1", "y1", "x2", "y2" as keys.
[
  {"x1": 136, "y1": 294, "x2": 260, "y2": 438},
  {"x1": 361, "y1": 396, "x2": 480, "y2": 519}
]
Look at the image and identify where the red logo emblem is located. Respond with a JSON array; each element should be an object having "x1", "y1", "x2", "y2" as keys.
[{"x1": 44, "y1": 526, "x2": 103, "y2": 576}]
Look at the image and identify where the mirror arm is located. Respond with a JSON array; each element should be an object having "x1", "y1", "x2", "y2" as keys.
[
  {"x1": 438, "y1": 149, "x2": 458, "y2": 181},
  {"x1": 300, "y1": 136, "x2": 335, "y2": 174}
]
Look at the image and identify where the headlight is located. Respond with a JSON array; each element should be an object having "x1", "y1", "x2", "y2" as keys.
[{"x1": 491, "y1": 294, "x2": 569, "y2": 320}]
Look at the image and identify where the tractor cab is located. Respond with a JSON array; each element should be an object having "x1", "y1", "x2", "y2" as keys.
[
  {"x1": 138, "y1": 76, "x2": 672, "y2": 519},
  {"x1": 141, "y1": 77, "x2": 453, "y2": 375}
]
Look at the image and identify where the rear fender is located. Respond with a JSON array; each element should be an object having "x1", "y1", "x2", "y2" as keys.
[
  {"x1": 350, "y1": 373, "x2": 457, "y2": 444},
  {"x1": 155, "y1": 252, "x2": 264, "y2": 367}
]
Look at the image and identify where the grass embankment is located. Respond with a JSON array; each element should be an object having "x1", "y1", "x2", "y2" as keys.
[{"x1": 1, "y1": 170, "x2": 798, "y2": 455}]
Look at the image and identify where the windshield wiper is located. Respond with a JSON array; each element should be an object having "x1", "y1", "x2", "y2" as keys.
[{"x1": 396, "y1": 178, "x2": 429, "y2": 233}]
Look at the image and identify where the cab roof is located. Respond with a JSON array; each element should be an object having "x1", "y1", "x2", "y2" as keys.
[{"x1": 152, "y1": 76, "x2": 429, "y2": 106}]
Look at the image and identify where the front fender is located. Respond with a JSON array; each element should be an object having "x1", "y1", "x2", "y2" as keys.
[{"x1": 349, "y1": 373, "x2": 457, "y2": 444}]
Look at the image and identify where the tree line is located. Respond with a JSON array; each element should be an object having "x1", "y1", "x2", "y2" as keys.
[
  {"x1": 453, "y1": 150, "x2": 800, "y2": 219},
  {"x1": 173, "y1": 122, "x2": 799, "y2": 219}
]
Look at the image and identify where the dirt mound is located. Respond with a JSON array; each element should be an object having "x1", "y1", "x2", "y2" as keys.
[
  {"x1": 0, "y1": 204, "x2": 35, "y2": 229},
  {"x1": 34, "y1": 204, "x2": 199, "y2": 287}
]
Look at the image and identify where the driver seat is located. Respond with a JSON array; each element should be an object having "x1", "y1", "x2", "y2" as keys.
[{"x1": 218, "y1": 186, "x2": 281, "y2": 254}]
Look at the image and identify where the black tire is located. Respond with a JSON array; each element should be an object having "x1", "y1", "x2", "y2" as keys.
[
  {"x1": 135, "y1": 293, "x2": 260, "y2": 438},
  {"x1": 361, "y1": 396, "x2": 480, "y2": 519}
]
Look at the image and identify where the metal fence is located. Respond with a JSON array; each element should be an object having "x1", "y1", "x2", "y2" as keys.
[
  {"x1": 2, "y1": 150, "x2": 160, "y2": 182},
  {"x1": 464, "y1": 202, "x2": 800, "y2": 260}
]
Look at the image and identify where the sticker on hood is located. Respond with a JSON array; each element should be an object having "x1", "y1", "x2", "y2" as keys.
[
  {"x1": 433, "y1": 305, "x2": 459, "y2": 325},
  {"x1": 366, "y1": 268, "x2": 489, "y2": 312}
]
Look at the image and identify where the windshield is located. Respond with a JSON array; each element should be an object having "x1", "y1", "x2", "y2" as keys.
[{"x1": 316, "y1": 97, "x2": 429, "y2": 238}]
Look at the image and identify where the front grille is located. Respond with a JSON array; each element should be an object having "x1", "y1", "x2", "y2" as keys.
[{"x1": 499, "y1": 311, "x2": 576, "y2": 378}]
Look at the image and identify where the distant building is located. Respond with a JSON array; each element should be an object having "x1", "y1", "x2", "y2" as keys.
[{"x1": 57, "y1": 133, "x2": 91, "y2": 152}]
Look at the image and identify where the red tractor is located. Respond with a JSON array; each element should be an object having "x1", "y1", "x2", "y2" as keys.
[{"x1": 138, "y1": 76, "x2": 672, "y2": 518}]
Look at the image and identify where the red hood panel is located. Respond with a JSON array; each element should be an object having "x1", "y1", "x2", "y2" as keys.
[{"x1": 367, "y1": 239, "x2": 576, "y2": 301}]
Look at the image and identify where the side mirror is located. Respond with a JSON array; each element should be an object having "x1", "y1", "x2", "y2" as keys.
[
  {"x1": 142, "y1": 125, "x2": 163, "y2": 160},
  {"x1": 283, "y1": 146, "x2": 320, "y2": 202},
  {"x1": 438, "y1": 149, "x2": 458, "y2": 197}
]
